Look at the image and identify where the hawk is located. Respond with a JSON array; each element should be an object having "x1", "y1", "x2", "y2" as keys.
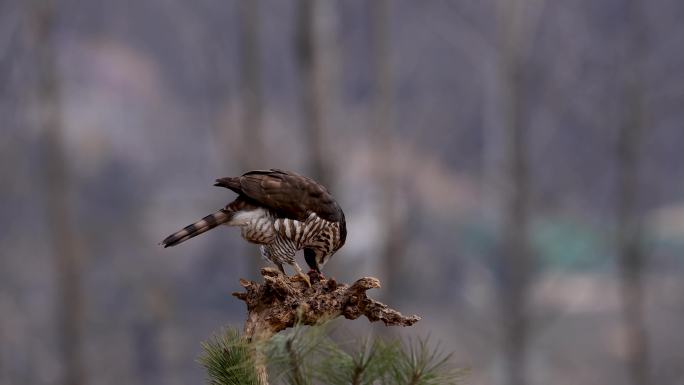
[{"x1": 160, "y1": 169, "x2": 346, "y2": 285}]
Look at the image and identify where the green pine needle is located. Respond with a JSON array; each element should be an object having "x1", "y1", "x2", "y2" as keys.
[
  {"x1": 198, "y1": 328, "x2": 260, "y2": 385},
  {"x1": 316, "y1": 338, "x2": 398, "y2": 385},
  {"x1": 265, "y1": 323, "x2": 330, "y2": 385},
  {"x1": 199, "y1": 325, "x2": 466, "y2": 385},
  {"x1": 386, "y1": 337, "x2": 468, "y2": 385}
]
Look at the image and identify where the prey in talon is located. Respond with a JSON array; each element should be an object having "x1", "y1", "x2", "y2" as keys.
[{"x1": 161, "y1": 169, "x2": 346, "y2": 284}]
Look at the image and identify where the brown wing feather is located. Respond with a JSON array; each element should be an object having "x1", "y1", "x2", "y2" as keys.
[{"x1": 215, "y1": 169, "x2": 342, "y2": 222}]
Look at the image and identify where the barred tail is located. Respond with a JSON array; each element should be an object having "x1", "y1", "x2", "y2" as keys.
[{"x1": 160, "y1": 210, "x2": 231, "y2": 248}]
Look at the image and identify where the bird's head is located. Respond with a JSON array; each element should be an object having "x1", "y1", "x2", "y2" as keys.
[{"x1": 306, "y1": 247, "x2": 335, "y2": 271}]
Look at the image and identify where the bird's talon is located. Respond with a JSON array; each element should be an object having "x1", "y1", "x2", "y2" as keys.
[{"x1": 295, "y1": 272, "x2": 312, "y2": 287}]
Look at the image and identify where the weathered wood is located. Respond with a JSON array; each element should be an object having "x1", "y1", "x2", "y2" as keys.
[{"x1": 234, "y1": 267, "x2": 420, "y2": 339}]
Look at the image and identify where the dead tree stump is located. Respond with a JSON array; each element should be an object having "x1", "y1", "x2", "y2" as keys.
[
  {"x1": 232, "y1": 267, "x2": 420, "y2": 384},
  {"x1": 233, "y1": 267, "x2": 420, "y2": 339}
]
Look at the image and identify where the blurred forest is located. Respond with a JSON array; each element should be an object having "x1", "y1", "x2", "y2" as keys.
[{"x1": 1, "y1": 1, "x2": 684, "y2": 385}]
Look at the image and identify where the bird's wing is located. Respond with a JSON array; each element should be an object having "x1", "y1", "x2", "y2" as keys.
[{"x1": 215, "y1": 169, "x2": 341, "y2": 222}]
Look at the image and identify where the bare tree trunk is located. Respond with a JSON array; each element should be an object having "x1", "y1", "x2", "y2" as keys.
[
  {"x1": 496, "y1": 1, "x2": 533, "y2": 384},
  {"x1": 499, "y1": 75, "x2": 531, "y2": 385},
  {"x1": 238, "y1": 0, "x2": 265, "y2": 170},
  {"x1": 369, "y1": 0, "x2": 404, "y2": 304},
  {"x1": 238, "y1": 0, "x2": 265, "y2": 279},
  {"x1": 28, "y1": 1, "x2": 85, "y2": 385},
  {"x1": 295, "y1": 0, "x2": 335, "y2": 187},
  {"x1": 481, "y1": 62, "x2": 506, "y2": 223},
  {"x1": 617, "y1": 1, "x2": 650, "y2": 384}
]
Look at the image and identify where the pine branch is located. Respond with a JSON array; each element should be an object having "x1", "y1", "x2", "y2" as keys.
[{"x1": 201, "y1": 326, "x2": 467, "y2": 385}]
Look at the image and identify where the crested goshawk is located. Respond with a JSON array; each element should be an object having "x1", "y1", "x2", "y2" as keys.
[{"x1": 161, "y1": 169, "x2": 346, "y2": 284}]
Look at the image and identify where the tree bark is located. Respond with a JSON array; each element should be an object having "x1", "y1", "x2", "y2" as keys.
[{"x1": 235, "y1": 268, "x2": 420, "y2": 336}]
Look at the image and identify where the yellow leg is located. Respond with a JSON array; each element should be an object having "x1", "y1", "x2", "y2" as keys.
[{"x1": 292, "y1": 262, "x2": 311, "y2": 287}]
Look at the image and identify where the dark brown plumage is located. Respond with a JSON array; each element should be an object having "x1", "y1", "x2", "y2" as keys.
[{"x1": 161, "y1": 169, "x2": 346, "y2": 280}]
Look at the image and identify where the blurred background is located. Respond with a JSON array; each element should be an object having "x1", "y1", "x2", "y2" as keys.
[{"x1": 1, "y1": 0, "x2": 683, "y2": 384}]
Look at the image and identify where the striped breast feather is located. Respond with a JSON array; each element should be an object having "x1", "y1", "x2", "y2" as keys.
[{"x1": 274, "y1": 216, "x2": 313, "y2": 246}]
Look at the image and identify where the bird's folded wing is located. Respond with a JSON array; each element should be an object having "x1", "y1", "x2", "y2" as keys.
[{"x1": 216, "y1": 169, "x2": 340, "y2": 222}]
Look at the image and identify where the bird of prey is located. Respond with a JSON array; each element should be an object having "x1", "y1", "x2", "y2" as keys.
[{"x1": 161, "y1": 169, "x2": 346, "y2": 285}]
